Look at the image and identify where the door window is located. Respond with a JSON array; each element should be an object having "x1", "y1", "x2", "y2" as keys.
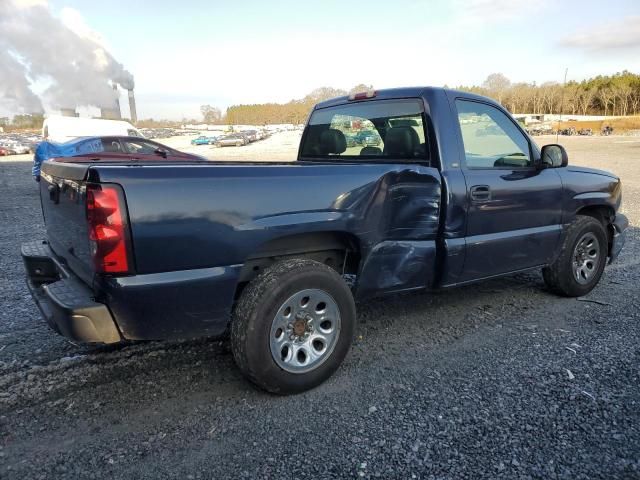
[
  {"x1": 456, "y1": 100, "x2": 531, "y2": 168},
  {"x1": 122, "y1": 139, "x2": 161, "y2": 155}
]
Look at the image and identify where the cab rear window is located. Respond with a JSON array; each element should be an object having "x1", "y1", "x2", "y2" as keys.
[{"x1": 300, "y1": 99, "x2": 429, "y2": 162}]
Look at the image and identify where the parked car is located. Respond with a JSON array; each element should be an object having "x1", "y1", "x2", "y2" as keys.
[
  {"x1": 22, "y1": 87, "x2": 628, "y2": 395},
  {"x1": 239, "y1": 132, "x2": 254, "y2": 143},
  {"x1": 1, "y1": 142, "x2": 31, "y2": 154},
  {"x1": 31, "y1": 136, "x2": 206, "y2": 179},
  {"x1": 191, "y1": 135, "x2": 217, "y2": 145},
  {"x1": 0, "y1": 146, "x2": 10, "y2": 156},
  {"x1": 241, "y1": 130, "x2": 259, "y2": 142},
  {"x1": 215, "y1": 134, "x2": 247, "y2": 147},
  {"x1": 354, "y1": 130, "x2": 381, "y2": 146}
]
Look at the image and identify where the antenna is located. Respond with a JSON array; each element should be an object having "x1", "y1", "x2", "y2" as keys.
[{"x1": 556, "y1": 67, "x2": 568, "y2": 143}]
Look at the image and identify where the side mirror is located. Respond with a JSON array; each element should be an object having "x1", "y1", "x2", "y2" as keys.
[{"x1": 540, "y1": 144, "x2": 568, "y2": 168}]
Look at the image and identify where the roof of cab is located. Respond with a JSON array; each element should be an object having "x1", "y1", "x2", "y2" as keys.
[{"x1": 313, "y1": 86, "x2": 499, "y2": 109}]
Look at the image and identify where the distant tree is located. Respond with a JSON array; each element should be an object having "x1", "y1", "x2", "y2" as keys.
[
  {"x1": 303, "y1": 87, "x2": 348, "y2": 104},
  {"x1": 540, "y1": 82, "x2": 561, "y2": 114},
  {"x1": 614, "y1": 76, "x2": 634, "y2": 116},
  {"x1": 597, "y1": 88, "x2": 615, "y2": 116},
  {"x1": 562, "y1": 82, "x2": 581, "y2": 115},
  {"x1": 482, "y1": 73, "x2": 511, "y2": 103},
  {"x1": 349, "y1": 84, "x2": 374, "y2": 94},
  {"x1": 577, "y1": 87, "x2": 597, "y2": 115},
  {"x1": 10, "y1": 114, "x2": 44, "y2": 130},
  {"x1": 200, "y1": 105, "x2": 222, "y2": 124}
]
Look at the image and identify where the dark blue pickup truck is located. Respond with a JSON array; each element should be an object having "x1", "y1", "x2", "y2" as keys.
[{"x1": 23, "y1": 87, "x2": 628, "y2": 394}]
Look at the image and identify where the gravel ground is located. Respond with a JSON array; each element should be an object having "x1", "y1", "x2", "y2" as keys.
[{"x1": 0, "y1": 135, "x2": 639, "y2": 479}]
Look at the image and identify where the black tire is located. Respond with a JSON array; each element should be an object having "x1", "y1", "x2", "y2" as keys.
[
  {"x1": 231, "y1": 258, "x2": 356, "y2": 394},
  {"x1": 543, "y1": 215, "x2": 608, "y2": 297}
]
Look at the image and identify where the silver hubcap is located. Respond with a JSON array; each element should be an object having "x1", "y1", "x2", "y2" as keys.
[
  {"x1": 572, "y1": 232, "x2": 600, "y2": 285},
  {"x1": 269, "y1": 289, "x2": 341, "y2": 374}
]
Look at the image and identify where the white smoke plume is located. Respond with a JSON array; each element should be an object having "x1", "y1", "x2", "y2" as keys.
[
  {"x1": 0, "y1": 49, "x2": 45, "y2": 113},
  {"x1": 0, "y1": 0, "x2": 134, "y2": 114}
]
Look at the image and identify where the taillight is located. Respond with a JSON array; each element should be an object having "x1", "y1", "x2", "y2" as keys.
[{"x1": 86, "y1": 184, "x2": 130, "y2": 274}]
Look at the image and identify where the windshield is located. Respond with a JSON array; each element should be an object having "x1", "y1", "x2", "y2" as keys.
[{"x1": 300, "y1": 99, "x2": 429, "y2": 162}]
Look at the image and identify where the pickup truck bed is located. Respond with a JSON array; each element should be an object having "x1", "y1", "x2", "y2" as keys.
[{"x1": 32, "y1": 160, "x2": 442, "y2": 341}]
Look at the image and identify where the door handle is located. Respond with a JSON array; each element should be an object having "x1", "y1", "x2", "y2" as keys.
[{"x1": 470, "y1": 185, "x2": 491, "y2": 202}]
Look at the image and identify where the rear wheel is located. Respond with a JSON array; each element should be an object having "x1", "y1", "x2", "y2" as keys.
[
  {"x1": 231, "y1": 258, "x2": 356, "y2": 394},
  {"x1": 543, "y1": 216, "x2": 608, "y2": 297}
]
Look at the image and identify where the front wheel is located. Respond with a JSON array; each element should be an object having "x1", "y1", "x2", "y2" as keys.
[
  {"x1": 231, "y1": 258, "x2": 356, "y2": 394},
  {"x1": 543, "y1": 216, "x2": 608, "y2": 297}
]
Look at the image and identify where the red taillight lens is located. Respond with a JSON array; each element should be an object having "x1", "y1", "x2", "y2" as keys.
[
  {"x1": 348, "y1": 90, "x2": 376, "y2": 101},
  {"x1": 86, "y1": 185, "x2": 130, "y2": 274}
]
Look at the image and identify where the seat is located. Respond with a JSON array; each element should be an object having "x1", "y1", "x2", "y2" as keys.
[
  {"x1": 319, "y1": 129, "x2": 347, "y2": 155},
  {"x1": 383, "y1": 127, "x2": 419, "y2": 158},
  {"x1": 102, "y1": 140, "x2": 122, "y2": 153}
]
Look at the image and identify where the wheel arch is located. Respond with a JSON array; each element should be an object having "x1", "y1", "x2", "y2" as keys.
[
  {"x1": 235, "y1": 231, "x2": 362, "y2": 297},
  {"x1": 575, "y1": 204, "x2": 615, "y2": 254}
]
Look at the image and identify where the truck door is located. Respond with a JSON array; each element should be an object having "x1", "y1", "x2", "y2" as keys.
[{"x1": 453, "y1": 99, "x2": 563, "y2": 282}]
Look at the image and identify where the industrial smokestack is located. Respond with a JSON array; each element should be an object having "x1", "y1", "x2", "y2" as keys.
[
  {"x1": 113, "y1": 83, "x2": 121, "y2": 119},
  {"x1": 128, "y1": 89, "x2": 137, "y2": 124}
]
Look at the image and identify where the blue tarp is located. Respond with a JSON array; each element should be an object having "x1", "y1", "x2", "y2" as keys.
[{"x1": 32, "y1": 137, "x2": 104, "y2": 178}]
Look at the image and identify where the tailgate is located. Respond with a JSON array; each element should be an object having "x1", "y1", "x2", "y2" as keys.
[{"x1": 40, "y1": 161, "x2": 94, "y2": 284}]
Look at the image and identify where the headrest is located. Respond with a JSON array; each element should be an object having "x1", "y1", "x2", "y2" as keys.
[
  {"x1": 360, "y1": 146, "x2": 382, "y2": 156},
  {"x1": 383, "y1": 127, "x2": 419, "y2": 157},
  {"x1": 320, "y1": 129, "x2": 347, "y2": 154}
]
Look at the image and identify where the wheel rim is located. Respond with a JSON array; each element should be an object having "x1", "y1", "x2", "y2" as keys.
[
  {"x1": 572, "y1": 232, "x2": 600, "y2": 285},
  {"x1": 269, "y1": 288, "x2": 341, "y2": 374}
]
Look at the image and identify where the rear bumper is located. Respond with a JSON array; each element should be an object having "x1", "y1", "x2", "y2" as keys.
[
  {"x1": 21, "y1": 241, "x2": 122, "y2": 344},
  {"x1": 23, "y1": 240, "x2": 243, "y2": 343},
  {"x1": 609, "y1": 213, "x2": 628, "y2": 264}
]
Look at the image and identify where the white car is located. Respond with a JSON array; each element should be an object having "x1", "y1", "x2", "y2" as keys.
[{"x1": 4, "y1": 143, "x2": 31, "y2": 154}]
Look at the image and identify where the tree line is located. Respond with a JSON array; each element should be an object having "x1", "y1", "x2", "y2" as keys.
[
  {"x1": 200, "y1": 72, "x2": 640, "y2": 126},
  {"x1": 459, "y1": 71, "x2": 640, "y2": 117},
  {"x1": 0, "y1": 114, "x2": 44, "y2": 131},
  {"x1": 202, "y1": 85, "x2": 374, "y2": 126}
]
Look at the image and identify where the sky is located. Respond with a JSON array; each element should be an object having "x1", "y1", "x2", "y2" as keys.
[{"x1": 4, "y1": 0, "x2": 640, "y2": 120}]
